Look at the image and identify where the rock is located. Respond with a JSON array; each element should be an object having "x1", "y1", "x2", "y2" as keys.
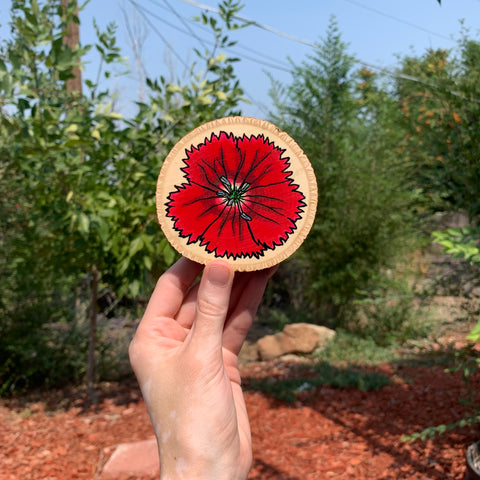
[
  {"x1": 101, "y1": 438, "x2": 159, "y2": 478},
  {"x1": 430, "y1": 211, "x2": 469, "y2": 230},
  {"x1": 278, "y1": 353, "x2": 316, "y2": 365},
  {"x1": 472, "y1": 287, "x2": 480, "y2": 298},
  {"x1": 256, "y1": 334, "x2": 285, "y2": 360},
  {"x1": 318, "y1": 327, "x2": 337, "y2": 348},
  {"x1": 238, "y1": 341, "x2": 259, "y2": 363},
  {"x1": 463, "y1": 281, "x2": 474, "y2": 297},
  {"x1": 256, "y1": 323, "x2": 335, "y2": 361}
]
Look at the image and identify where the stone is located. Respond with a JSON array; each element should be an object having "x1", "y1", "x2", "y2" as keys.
[
  {"x1": 472, "y1": 287, "x2": 480, "y2": 298},
  {"x1": 238, "y1": 340, "x2": 259, "y2": 363},
  {"x1": 307, "y1": 324, "x2": 337, "y2": 349},
  {"x1": 101, "y1": 437, "x2": 159, "y2": 478},
  {"x1": 256, "y1": 323, "x2": 335, "y2": 360},
  {"x1": 256, "y1": 334, "x2": 285, "y2": 360}
]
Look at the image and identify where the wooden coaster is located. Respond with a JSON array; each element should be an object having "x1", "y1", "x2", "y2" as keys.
[{"x1": 156, "y1": 116, "x2": 317, "y2": 271}]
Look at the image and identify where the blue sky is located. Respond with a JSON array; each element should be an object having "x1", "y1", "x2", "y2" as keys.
[{"x1": 1, "y1": 0, "x2": 480, "y2": 118}]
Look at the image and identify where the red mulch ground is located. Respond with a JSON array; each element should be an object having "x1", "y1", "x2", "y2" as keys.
[{"x1": 1, "y1": 358, "x2": 479, "y2": 480}]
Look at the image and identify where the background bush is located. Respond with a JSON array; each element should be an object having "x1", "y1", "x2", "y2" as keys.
[
  {"x1": 268, "y1": 19, "x2": 417, "y2": 328},
  {"x1": 1, "y1": 1, "x2": 480, "y2": 395}
]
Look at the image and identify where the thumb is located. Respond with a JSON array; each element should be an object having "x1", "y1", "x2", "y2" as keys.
[{"x1": 188, "y1": 260, "x2": 234, "y2": 352}]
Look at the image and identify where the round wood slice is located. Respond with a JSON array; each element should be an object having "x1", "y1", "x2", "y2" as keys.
[{"x1": 156, "y1": 116, "x2": 317, "y2": 271}]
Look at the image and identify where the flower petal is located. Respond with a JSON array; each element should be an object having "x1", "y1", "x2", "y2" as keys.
[
  {"x1": 243, "y1": 185, "x2": 305, "y2": 249},
  {"x1": 167, "y1": 183, "x2": 223, "y2": 244},
  {"x1": 237, "y1": 135, "x2": 306, "y2": 249},
  {"x1": 183, "y1": 132, "x2": 240, "y2": 190},
  {"x1": 198, "y1": 208, "x2": 266, "y2": 259},
  {"x1": 165, "y1": 131, "x2": 306, "y2": 259}
]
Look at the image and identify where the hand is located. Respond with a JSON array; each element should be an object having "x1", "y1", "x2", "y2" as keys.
[{"x1": 129, "y1": 257, "x2": 276, "y2": 480}]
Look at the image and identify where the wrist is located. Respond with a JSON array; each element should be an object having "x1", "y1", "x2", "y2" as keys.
[
  {"x1": 159, "y1": 452, "x2": 250, "y2": 480},
  {"x1": 160, "y1": 467, "x2": 248, "y2": 480}
]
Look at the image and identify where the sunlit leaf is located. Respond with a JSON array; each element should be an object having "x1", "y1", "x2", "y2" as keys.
[
  {"x1": 466, "y1": 318, "x2": 480, "y2": 342},
  {"x1": 78, "y1": 213, "x2": 90, "y2": 234}
]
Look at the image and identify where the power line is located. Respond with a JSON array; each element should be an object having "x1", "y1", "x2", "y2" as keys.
[
  {"x1": 229, "y1": 47, "x2": 290, "y2": 73},
  {"x1": 175, "y1": 0, "x2": 317, "y2": 47},
  {"x1": 126, "y1": 0, "x2": 274, "y2": 111},
  {"x1": 231, "y1": 44, "x2": 290, "y2": 71},
  {"x1": 143, "y1": 0, "x2": 291, "y2": 69},
  {"x1": 129, "y1": 0, "x2": 291, "y2": 72},
  {"x1": 157, "y1": 0, "x2": 209, "y2": 51},
  {"x1": 128, "y1": 0, "x2": 190, "y2": 70},
  {"x1": 341, "y1": 0, "x2": 453, "y2": 42},
  {"x1": 171, "y1": 0, "x2": 458, "y2": 92},
  {"x1": 132, "y1": 0, "x2": 201, "y2": 40},
  {"x1": 129, "y1": 0, "x2": 194, "y2": 45},
  {"x1": 129, "y1": 0, "x2": 477, "y2": 106}
]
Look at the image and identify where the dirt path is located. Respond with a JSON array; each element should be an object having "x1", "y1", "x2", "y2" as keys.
[
  {"x1": 1, "y1": 359, "x2": 479, "y2": 480},
  {"x1": 3, "y1": 221, "x2": 480, "y2": 479}
]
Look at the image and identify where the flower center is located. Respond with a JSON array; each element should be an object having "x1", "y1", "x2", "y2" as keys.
[
  {"x1": 229, "y1": 189, "x2": 243, "y2": 202},
  {"x1": 217, "y1": 176, "x2": 252, "y2": 221}
]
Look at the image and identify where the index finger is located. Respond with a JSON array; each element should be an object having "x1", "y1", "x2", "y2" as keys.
[{"x1": 143, "y1": 257, "x2": 204, "y2": 320}]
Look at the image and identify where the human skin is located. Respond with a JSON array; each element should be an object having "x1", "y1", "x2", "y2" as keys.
[{"x1": 129, "y1": 257, "x2": 276, "y2": 480}]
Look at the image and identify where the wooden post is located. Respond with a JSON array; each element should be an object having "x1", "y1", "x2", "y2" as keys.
[
  {"x1": 61, "y1": 0, "x2": 82, "y2": 93},
  {"x1": 86, "y1": 264, "x2": 99, "y2": 404}
]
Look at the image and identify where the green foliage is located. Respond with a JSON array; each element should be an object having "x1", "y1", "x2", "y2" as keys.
[
  {"x1": 269, "y1": 18, "x2": 415, "y2": 324},
  {"x1": 396, "y1": 37, "x2": 480, "y2": 221},
  {"x1": 433, "y1": 227, "x2": 480, "y2": 264},
  {"x1": 0, "y1": 280, "x2": 83, "y2": 395},
  {"x1": 403, "y1": 345, "x2": 480, "y2": 442},
  {"x1": 396, "y1": 49, "x2": 455, "y2": 212},
  {"x1": 403, "y1": 417, "x2": 476, "y2": 443},
  {"x1": 0, "y1": 0, "x2": 246, "y2": 394},
  {"x1": 433, "y1": 226, "x2": 480, "y2": 341},
  {"x1": 466, "y1": 320, "x2": 480, "y2": 343},
  {"x1": 395, "y1": 32, "x2": 480, "y2": 442},
  {"x1": 404, "y1": 227, "x2": 480, "y2": 441},
  {"x1": 319, "y1": 329, "x2": 401, "y2": 366},
  {"x1": 352, "y1": 285, "x2": 432, "y2": 347},
  {"x1": 2, "y1": 0, "x2": 479, "y2": 399},
  {"x1": 247, "y1": 361, "x2": 390, "y2": 403}
]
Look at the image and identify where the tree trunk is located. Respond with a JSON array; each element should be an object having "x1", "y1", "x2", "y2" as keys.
[
  {"x1": 61, "y1": 0, "x2": 82, "y2": 93},
  {"x1": 86, "y1": 264, "x2": 98, "y2": 403}
]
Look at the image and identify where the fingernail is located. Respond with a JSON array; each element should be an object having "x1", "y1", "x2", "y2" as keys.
[{"x1": 207, "y1": 262, "x2": 232, "y2": 287}]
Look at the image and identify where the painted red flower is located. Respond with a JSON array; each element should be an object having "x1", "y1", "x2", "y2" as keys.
[{"x1": 165, "y1": 131, "x2": 306, "y2": 259}]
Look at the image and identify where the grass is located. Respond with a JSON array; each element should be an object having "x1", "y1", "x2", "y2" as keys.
[
  {"x1": 246, "y1": 330, "x2": 398, "y2": 402},
  {"x1": 246, "y1": 361, "x2": 390, "y2": 402},
  {"x1": 245, "y1": 317, "x2": 431, "y2": 403},
  {"x1": 317, "y1": 329, "x2": 401, "y2": 366}
]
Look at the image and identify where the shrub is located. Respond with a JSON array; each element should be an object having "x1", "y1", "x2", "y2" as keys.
[{"x1": 269, "y1": 18, "x2": 416, "y2": 326}]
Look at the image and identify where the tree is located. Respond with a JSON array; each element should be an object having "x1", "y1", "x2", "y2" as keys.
[
  {"x1": 269, "y1": 18, "x2": 414, "y2": 329},
  {"x1": 0, "y1": 0, "x2": 247, "y2": 396},
  {"x1": 396, "y1": 38, "x2": 480, "y2": 222},
  {"x1": 61, "y1": 0, "x2": 82, "y2": 93},
  {"x1": 396, "y1": 30, "x2": 480, "y2": 442}
]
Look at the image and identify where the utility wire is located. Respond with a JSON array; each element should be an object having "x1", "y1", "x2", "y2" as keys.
[
  {"x1": 130, "y1": 0, "x2": 478, "y2": 104},
  {"x1": 127, "y1": 0, "x2": 272, "y2": 110},
  {"x1": 129, "y1": 0, "x2": 291, "y2": 72},
  {"x1": 129, "y1": 0, "x2": 193, "y2": 45},
  {"x1": 229, "y1": 47, "x2": 290, "y2": 73},
  {"x1": 172, "y1": 0, "x2": 459, "y2": 92},
  {"x1": 175, "y1": 0, "x2": 317, "y2": 47},
  {"x1": 143, "y1": 0, "x2": 291, "y2": 69},
  {"x1": 158, "y1": 0, "x2": 209, "y2": 51},
  {"x1": 129, "y1": 0, "x2": 190, "y2": 70},
  {"x1": 341, "y1": 0, "x2": 453, "y2": 42},
  {"x1": 235, "y1": 45, "x2": 290, "y2": 70}
]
